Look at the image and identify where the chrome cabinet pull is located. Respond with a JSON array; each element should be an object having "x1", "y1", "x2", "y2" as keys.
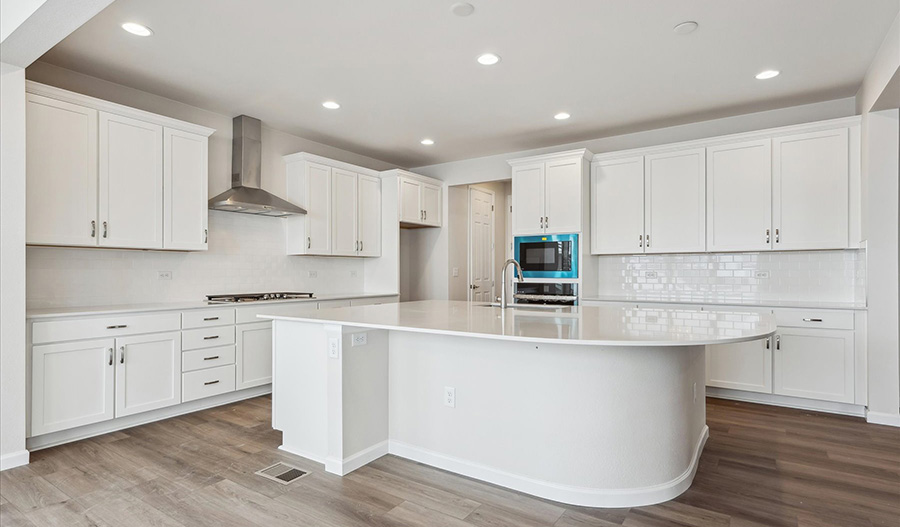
[
  {"x1": 765, "y1": 337, "x2": 770, "y2": 350},
  {"x1": 204, "y1": 229, "x2": 208, "y2": 244},
  {"x1": 203, "y1": 316, "x2": 219, "y2": 321},
  {"x1": 639, "y1": 234, "x2": 643, "y2": 248},
  {"x1": 360, "y1": 240, "x2": 363, "y2": 251},
  {"x1": 775, "y1": 228, "x2": 780, "y2": 243},
  {"x1": 108, "y1": 348, "x2": 113, "y2": 365},
  {"x1": 102, "y1": 221, "x2": 108, "y2": 238},
  {"x1": 106, "y1": 324, "x2": 127, "y2": 330},
  {"x1": 802, "y1": 318, "x2": 823, "y2": 322},
  {"x1": 646, "y1": 234, "x2": 650, "y2": 247},
  {"x1": 203, "y1": 335, "x2": 219, "y2": 340},
  {"x1": 766, "y1": 228, "x2": 770, "y2": 244},
  {"x1": 203, "y1": 355, "x2": 220, "y2": 361},
  {"x1": 204, "y1": 380, "x2": 220, "y2": 386},
  {"x1": 91, "y1": 221, "x2": 96, "y2": 238},
  {"x1": 424, "y1": 210, "x2": 427, "y2": 221},
  {"x1": 307, "y1": 236, "x2": 311, "y2": 249},
  {"x1": 775, "y1": 335, "x2": 781, "y2": 350},
  {"x1": 119, "y1": 346, "x2": 125, "y2": 364}
]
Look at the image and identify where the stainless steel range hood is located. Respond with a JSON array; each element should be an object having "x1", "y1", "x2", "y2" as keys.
[{"x1": 208, "y1": 115, "x2": 307, "y2": 217}]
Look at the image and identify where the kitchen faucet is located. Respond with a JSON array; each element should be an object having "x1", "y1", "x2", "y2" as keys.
[{"x1": 500, "y1": 258, "x2": 525, "y2": 308}]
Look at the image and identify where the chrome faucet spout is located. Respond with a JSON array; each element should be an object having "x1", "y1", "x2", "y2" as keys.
[{"x1": 500, "y1": 258, "x2": 525, "y2": 309}]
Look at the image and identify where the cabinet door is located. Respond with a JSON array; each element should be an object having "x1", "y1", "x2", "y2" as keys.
[
  {"x1": 773, "y1": 128, "x2": 849, "y2": 250},
  {"x1": 306, "y1": 162, "x2": 332, "y2": 254},
  {"x1": 707, "y1": 337, "x2": 773, "y2": 393},
  {"x1": 644, "y1": 148, "x2": 706, "y2": 253},
  {"x1": 544, "y1": 158, "x2": 582, "y2": 233},
  {"x1": 357, "y1": 174, "x2": 382, "y2": 257},
  {"x1": 512, "y1": 163, "x2": 545, "y2": 235},
  {"x1": 115, "y1": 332, "x2": 182, "y2": 417},
  {"x1": 773, "y1": 328, "x2": 854, "y2": 403},
  {"x1": 421, "y1": 183, "x2": 442, "y2": 226},
  {"x1": 163, "y1": 128, "x2": 208, "y2": 250},
  {"x1": 331, "y1": 169, "x2": 359, "y2": 256},
  {"x1": 591, "y1": 157, "x2": 644, "y2": 254},
  {"x1": 25, "y1": 94, "x2": 99, "y2": 247},
  {"x1": 236, "y1": 322, "x2": 273, "y2": 390},
  {"x1": 32, "y1": 338, "x2": 115, "y2": 436},
  {"x1": 707, "y1": 139, "x2": 772, "y2": 252},
  {"x1": 399, "y1": 177, "x2": 422, "y2": 223},
  {"x1": 99, "y1": 112, "x2": 163, "y2": 249}
]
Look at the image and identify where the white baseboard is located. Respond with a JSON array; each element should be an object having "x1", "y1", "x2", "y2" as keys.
[
  {"x1": 706, "y1": 388, "x2": 866, "y2": 417},
  {"x1": 0, "y1": 450, "x2": 30, "y2": 471},
  {"x1": 387, "y1": 426, "x2": 709, "y2": 508},
  {"x1": 278, "y1": 444, "x2": 325, "y2": 465},
  {"x1": 325, "y1": 440, "x2": 389, "y2": 476},
  {"x1": 866, "y1": 410, "x2": 900, "y2": 427}
]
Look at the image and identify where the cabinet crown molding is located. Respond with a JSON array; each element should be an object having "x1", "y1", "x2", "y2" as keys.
[
  {"x1": 507, "y1": 148, "x2": 593, "y2": 167},
  {"x1": 25, "y1": 81, "x2": 216, "y2": 137},
  {"x1": 282, "y1": 151, "x2": 381, "y2": 178},
  {"x1": 380, "y1": 168, "x2": 442, "y2": 186}
]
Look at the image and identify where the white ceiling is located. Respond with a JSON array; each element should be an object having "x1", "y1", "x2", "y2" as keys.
[{"x1": 37, "y1": 0, "x2": 899, "y2": 168}]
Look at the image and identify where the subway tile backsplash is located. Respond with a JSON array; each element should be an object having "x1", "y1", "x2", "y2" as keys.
[
  {"x1": 595, "y1": 250, "x2": 865, "y2": 305},
  {"x1": 26, "y1": 211, "x2": 365, "y2": 309}
]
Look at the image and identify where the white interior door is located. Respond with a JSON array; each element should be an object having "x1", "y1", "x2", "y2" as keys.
[
  {"x1": 591, "y1": 156, "x2": 644, "y2": 254},
  {"x1": 31, "y1": 338, "x2": 115, "y2": 436},
  {"x1": 331, "y1": 169, "x2": 359, "y2": 256},
  {"x1": 306, "y1": 162, "x2": 332, "y2": 254},
  {"x1": 773, "y1": 128, "x2": 849, "y2": 250},
  {"x1": 707, "y1": 139, "x2": 772, "y2": 252},
  {"x1": 543, "y1": 158, "x2": 582, "y2": 233},
  {"x1": 115, "y1": 332, "x2": 181, "y2": 418},
  {"x1": 25, "y1": 94, "x2": 99, "y2": 247},
  {"x1": 236, "y1": 322, "x2": 273, "y2": 390},
  {"x1": 163, "y1": 128, "x2": 208, "y2": 250},
  {"x1": 644, "y1": 148, "x2": 706, "y2": 253},
  {"x1": 399, "y1": 178, "x2": 422, "y2": 223},
  {"x1": 512, "y1": 163, "x2": 545, "y2": 235},
  {"x1": 357, "y1": 174, "x2": 381, "y2": 257},
  {"x1": 421, "y1": 183, "x2": 441, "y2": 226},
  {"x1": 706, "y1": 337, "x2": 773, "y2": 393},
  {"x1": 469, "y1": 187, "x2": 494, "y2": 302},
  {"x1": 99, "y1": 112, "x2": 163, "y2": 249}
]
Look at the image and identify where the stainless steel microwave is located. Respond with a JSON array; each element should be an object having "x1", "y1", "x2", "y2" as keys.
[{"x1": 513, "y1": 233, "x2": 578, "y2": 279}]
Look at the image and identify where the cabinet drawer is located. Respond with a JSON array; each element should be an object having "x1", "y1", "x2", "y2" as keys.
[
  {"x1": 182, "y1": 326, "x2": 235, "y2": 350},
  {"x1": 32, "y1": 312, "x2": 181, "y2": 345},
  {"x1": 235, "y1": 302, "x2": 318, "y2": 324},
  {"x1": 182, "y1": 345, "x2": 236, "y2": 372},
  {"x1": 773, "y1": 309, "x2": 853, "y2": 330},
  {"x1": 182, "y1": 364, "x2": 235, "y2": 402},
  {"x1": 182, "y1": 308, "x2": 235, "y2": 329}
]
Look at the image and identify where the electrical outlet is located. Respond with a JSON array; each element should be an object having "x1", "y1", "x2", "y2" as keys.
[
  {"x1": 755, "y1": 270, "x2": 770, "y2": 279},
  {"x1": 328, "y1": 338, "x2": 340, "y2": 359},
  {"x1": 157, "y1": 271, "x2": 172, "y2": 280},
  {"x1": 351, "y1": 332, "x2": 367, "y2": 347},
  {"x1": 645, "y1": 271, "x2": 658, "y2": 279},
  {"x1": 452, "y1": 267, "x2": 459, "y2": 277},
  {"x1": 308, "y1": 270, "x2": 318, "y2": 278},
  {"x1": 444, "y1": 387, "x2": 456, "y2": 408}
]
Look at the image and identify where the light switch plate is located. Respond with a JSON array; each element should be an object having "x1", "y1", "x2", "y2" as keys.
[
  {"x1": 308, "y1": 270, "x2": 318, "y2": 278},
  {"x1": 351, "y1": 332, "x2": 367, "y2": 347},
  {"x1": 452, "y1": 267, "x2": 459, "y2": 277}
]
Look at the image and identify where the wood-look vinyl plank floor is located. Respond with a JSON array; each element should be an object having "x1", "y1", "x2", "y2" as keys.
[{"x1": 1, "y1": 396, "x2": 897, "y2": 527}]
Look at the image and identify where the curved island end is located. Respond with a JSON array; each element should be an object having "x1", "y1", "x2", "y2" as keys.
[{"x1": 264, "y1": 300, "x2": 776, "y2": 508}]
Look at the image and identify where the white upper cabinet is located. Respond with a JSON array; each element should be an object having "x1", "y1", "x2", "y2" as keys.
[
  {"x1": 26, "y1": 94, "x2": 99, "y2": 247},
  {"x1": 644, "y1": 147, "x2": 706, "y2": 254},
  {"x1": 99, "y1": 112, "x2": 164, "y2": 249},
  {"x1": 773, "y1": 128, "x2": 849, "y2": 250},
  {"x1": 706, "y1": 139, "x2": 772, "y2": 252},
  {"x1": 331, "y1": 168, "x2": 359, "y2": 256},
  {"x1": 357, "y1": 174, "x2": 382, "y2": 257},
  {"x1": 395, "y1": 172, "x2": 442, "y2": 228},
  {"x1": 509, "y1": 150, "x2": 590, "y2": 236},
  {"x1": 25, "y1": 83, "x2": 214, "y2": 251},
  {"x1": 163, "y1": 128, "x2": 209, "y2": 250},
  {"x1": 591, "y1": 156, "x2": 644, "y2": 254},
  {"x1": 421, "y1": 182, "x2": 441, "y2": 226},
  {"x1": 399, "y1": 177, "x2": 422, "y2": 223},
  {"x1": 305, "y1": 162, "x2": 333, "y2": 255}
]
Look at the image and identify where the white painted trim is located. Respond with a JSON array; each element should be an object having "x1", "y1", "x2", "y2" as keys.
[
  {"x1": 324, "y1": 440, "x2": 389, "y2": 476},
  {"x1": 282, "y1": 152, "x2": 381, "y2": 178},
  {"x1": 25, "y1": 81, "x2": 216, "y2": 137},
  {"x1": 26, "y1": 385, "x2": 271, "y2": 451},
  {"x1": 0, "y1": 450, "x2": 30, "y2": 471},
  {"x1": 508, "y1": 148, "x2": 592, "y2": 167},
  {"x1": 278, "y1": 445, "x2": 326, "y2": 465},
  {"x1": 706, "y1": 388, "x2": 866, "y2": 417},
  {"x1": 866, "y1": 411, "x2": 900, "y2": 427},
  {"x1": 387, "y1": 427, "x2": 708, "y2": 508},
  {"x1": 379, "y1": 168, "x2": 442, "y2": 186},
  {"x1": 591, "y1": 116, "x2": 861, "y2": 162}
]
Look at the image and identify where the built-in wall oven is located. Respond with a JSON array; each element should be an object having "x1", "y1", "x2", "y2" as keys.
[{"x1": 513, "y1": 233, "x2": 578, "y2": 279}]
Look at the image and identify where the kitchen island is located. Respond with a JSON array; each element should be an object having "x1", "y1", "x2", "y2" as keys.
[{"x1": 264, "y1": 300, "x2": 776, "y2": 507}]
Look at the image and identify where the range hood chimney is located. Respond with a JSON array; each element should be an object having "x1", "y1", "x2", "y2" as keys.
[{"x1": 208, "y1": 115, "x2": 306, "y2": 217}]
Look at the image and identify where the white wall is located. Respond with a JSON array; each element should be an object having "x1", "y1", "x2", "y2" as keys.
[
  {"x1": 410, "y1": 98, "x2": 858, "y2": 301},
  {"x1": 0, "y1": 63, "x2": 29, "y2": 470}
]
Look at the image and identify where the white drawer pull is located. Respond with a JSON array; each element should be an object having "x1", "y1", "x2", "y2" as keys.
[
  {"x1": 106, "y1": 324, "x2": 127, "y2": 329},
  {"x1": 802, "y1": 318, "x2": 823, "y2": 322},
  {"x1": 204, "y1": 380, "x2": 220, "y2": 386},
  {"x1": 203, "y1": 316, "x2": 219, "y2": 321},
  {"x1": 203, "y1": 355, "x2": 220, "y2": 361},
  {"x1": 203, "y1": 335, "x2": 219, "y2": 340}
]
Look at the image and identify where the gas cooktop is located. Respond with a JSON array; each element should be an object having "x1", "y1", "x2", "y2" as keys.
[{"x1": 206, "y1": 292, "x2": 315, "y2": 304}]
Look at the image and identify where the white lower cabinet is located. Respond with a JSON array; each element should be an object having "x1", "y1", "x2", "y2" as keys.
[
  {"x1": 115, "y1": 332, "x2": 182, "y2": 418},
  {"x1": 31, "y1": 338, "x2": 116, "y2": 436},
  {"x1": 773, "y1": 328, "x2": 855, "y2": 404},
  {"x1": 236, "y1": 322, "x2": 273, "y2": 390},
  {"x1": 183, "y1": 364, "x2": 236, "y2": 402},
  {"x1": 706, "y1": 336, "x2": 773, "y2": 394}
]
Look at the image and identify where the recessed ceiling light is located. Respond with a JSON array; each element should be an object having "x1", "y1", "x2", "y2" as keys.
[
  {"x1": 554, "y1": 112, "x2": 571, "y2": 120},
  {"x1": 451, "y1": 2, "x2": 475, "y2": 17},
  {"x1": 121, "y1": 22, "x2": 153, "y2": 37},
  {"x1": 420, "y1": 138, "x2": 435, "y2": 145},
  {"x1": 322, "y1": 101, "x2": 341, "y2": 109},
  {"x1": 673, "y1": 21, "x2": 699, "y2": 35},
  {"x1": 477, "y1": 53, "x2": 501, "y2": 66},
  {"x1": 755, "y1": 70, "x2": 780, "y2": 80}
]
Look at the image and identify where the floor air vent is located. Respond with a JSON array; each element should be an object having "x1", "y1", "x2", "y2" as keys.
[{"x1": 255, "y1": 462, "x2": 309, "y2": 485}]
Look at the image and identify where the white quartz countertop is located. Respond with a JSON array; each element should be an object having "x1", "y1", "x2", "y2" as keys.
[
  {"x1": 262, "y1": 300, "x2": 777, "y2": 347},
  {"x1": 581, "y1": 295, "x2": 866, "y2": 311},
  {"x1": 25, "y1": 292, "x2": 399, "y2": 319}
]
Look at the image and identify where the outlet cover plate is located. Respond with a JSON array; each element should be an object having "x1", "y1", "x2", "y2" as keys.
[{"x1": 351, "y1": 332, "x2": 367, "y2": 347}]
